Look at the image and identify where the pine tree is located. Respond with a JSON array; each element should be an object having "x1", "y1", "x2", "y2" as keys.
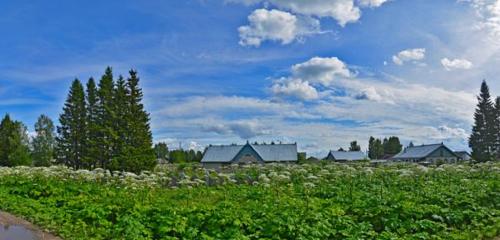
[
  {"x1": 32, "y1": 114, "x2": 55, "y2": 166},
  {"x1": 84, "y1": 78, "x2": 100, "y2": 169},
  {"x1": 0, "y1": 114, "x2": 31, "y2": 166},
  {"x1": 57, "y1": 79, "x2": 87, "y2": 169},
  {"x1": 469, "y1": 80, "x2": 496, "y2": 162},
  {"x1": 96, "y1": 67, "x2": 116, "y2": 170},
  {"x1": 122, "y1": 70, "x2": 156, "y2": 172}
]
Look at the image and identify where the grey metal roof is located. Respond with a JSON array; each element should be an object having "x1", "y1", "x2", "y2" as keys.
[
  {"x1": 393, "y1": 144, "x2": 446, "y2": 159},
  {"x1": 252, "y1": 144, "x2": 298, "y2": 162},
  {"x1": 328, "y1": 151, "x2": 366, "y2": 161},
  {"x1": 201, "y1": 144, "x2": 298, "y2": 163},
  {"x1": 201, "y1": 145, "x2": 243, "y2": 163}
]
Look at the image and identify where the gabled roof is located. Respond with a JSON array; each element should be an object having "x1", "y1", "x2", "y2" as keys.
[
  {"x1": 201, "y1": 145, "x2": 242, "y2": 163},
  {"x1": 393, "y1": 143, "x2": 456, "y2": 159},
  {"x1": 328, "y1": 151, "x2": 366, "y2": 161},
  {"x1": 201, "y1": 143, "x2": 298, "y2": 163}
]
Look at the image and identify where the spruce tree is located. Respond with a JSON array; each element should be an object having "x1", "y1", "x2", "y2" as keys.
[
  {"x1": 84, "y1": 78, "x2": 100, "y2": 169},
  {"x1": 469, "y1": 80, "x2": 496, "y2": 162},
  {"x1": 0, "y1": 114, "x2": 31, "y2": 166},
  {"x1": 32, "y1": 114, "x2": 55, "y2": 166},
  {"x1": 96, "y1": 67, "x2": 116, "y2": 170},
  {"x1": 123, "y1": 70, "x2": 155, "y2": 172},
  {"x1": 110, "y1": 75, "x2": 130, "y2": 171},
  {"x1": 57, "y1": 79, "x2": 87, "y2": 169}
]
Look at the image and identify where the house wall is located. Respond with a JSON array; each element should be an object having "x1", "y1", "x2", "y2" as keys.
[{"x1": 425, "y1": 146, "x2": 459, "y2": 163}]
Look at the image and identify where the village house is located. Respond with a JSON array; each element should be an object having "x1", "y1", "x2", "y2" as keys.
[
  {"x1": 325, "y1": 151, "x2": 367, "y2": 162},
  {"x1": 392, "y1": 143, "x2": 460, "y2": 164},
  {"x1": 201, "y1": 142, "x2": 298, "y2": 168}
]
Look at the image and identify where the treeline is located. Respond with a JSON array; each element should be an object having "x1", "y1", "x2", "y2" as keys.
[
  {"x1": 368, "y1": 136, "x2": 402, "y2": 159},
  {"x1": 469, "y1": 80, "x2": 500, "y2": 162},
  {"x1": 0, "y1": 67, "x2": 156, "y2": 173},
  {"x1": 154, "y1": 142, "x2": 203, "y2": 163},
  {"x1": 335, "y1": 138, "x2": 402, "y2": 159}
]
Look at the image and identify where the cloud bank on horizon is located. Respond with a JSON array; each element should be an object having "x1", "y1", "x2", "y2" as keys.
[{"x1": 1, "y1": 0, "x2": 500, "y2": 156}]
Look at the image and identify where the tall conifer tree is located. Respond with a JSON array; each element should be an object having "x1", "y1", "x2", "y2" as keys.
[
  {"x1": 84, "y1": 77, "x2": 100, "y2": 169},
  {"x1": 123, "y1": 69, "x2": 155, "y2": 172},
  {"x1": 57, "y1": 79, "x2": 87, "y2": 169},
  {"x1": 97, "y1": 67, "x2": 116, "y2": 170},
  {"x1": 469, "y1": 80, "x2": 496, "y2": 162},
  {"x1": 110, "y1": 75, "x2": 130, "y2": 170}
]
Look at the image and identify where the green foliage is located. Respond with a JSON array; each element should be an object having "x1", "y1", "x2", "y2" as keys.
[
  {"x1": 383, "y1": 136, "x2": 402, "y2": 155},
  {"x1": 368, "y1": 137, "x2": 384, "y2": 159},
  {"x1": 84, "y1": 77, "x2": 100, "y2": 169},
  {"x1": 56, "y1": 67, "x2": 156, "y2": 173},
  {"x1": 32, "y1": 114, "x2": 56, "y2": 167},
  {"x1": 349, "y1": 141, "x2": 361, "y2": 151},
  {"x1": 469, "y1": 80, "x2": 497, "y2": 162},
  {"x1": 57, "y1": 79, "x2": 87, "y2": 169},
  {"x1": 0, "y1": 163, "x2": 498, "y2": 239},
  {"x1": 154, "y1": 142, "x2": 169, "y2": 160},
  {"x1": 0, "y1": 114, "x2": 32, "y2": 166},
  {"x1": 169, "y1": 149, "x2": 203, "y2": 163}
]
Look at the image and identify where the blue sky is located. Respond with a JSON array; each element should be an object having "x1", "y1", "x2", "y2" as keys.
[{"x1": 1, "y1": 0, "x2": 499, "y2": 156}]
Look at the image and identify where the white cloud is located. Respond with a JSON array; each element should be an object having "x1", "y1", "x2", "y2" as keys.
[
  {"x1": 392, "y1": 48, "x2": 426, "y2": 65},
  {"x1": 238, "y1": 9, "x2": 321, "y2": 46},
  {"x1": 291, "y1": 57, "x2": 351, "y2": 86},
  {"x1": 269, "y1": 56, "x2": 351, "y2": 100},
  {"x1": 463, "y1": 0, "x2": 500, "y2": 38},
  {"x1": 228, "y1": 0, "x2": 392, "y2": 27},
  {"x1": 271, "y1": 78, "x2": 319, "y2": 100},
  {"x1": 358, "y1": 0, "x2": 390, "y2": 7},
  {"x1": 440, "y1": 58, "x2": 473, "y2": 71}
]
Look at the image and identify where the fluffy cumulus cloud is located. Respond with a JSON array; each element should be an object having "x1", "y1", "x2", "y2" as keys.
[
  {"x1": 232, "y1": 0, "x2": 393, "y2": 46},
  {"x1": 440, "y1": 58, "x2": 473, "y2": 71},
  {"x1": 392, "y1": 48, "x2": 426, "y2": 65},
  {"x1": 291, "y1": 57, "x2": 351, "y2": 85},
  {"x1": 238, "y1": 9, "x2": 321, "y2": 46},
  {"x1": 270, "y1": 57, "x2": 351, "y2": 100},
  {"x1": 271, "y1": 78, "x2": 319, "y2": 100}
]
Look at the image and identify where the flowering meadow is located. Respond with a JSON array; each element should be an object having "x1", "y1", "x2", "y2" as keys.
[{"x1": 0, "y1": 162, "x2": 499, "y2": 239}]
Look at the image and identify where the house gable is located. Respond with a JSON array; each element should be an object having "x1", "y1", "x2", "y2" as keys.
[
  {"x1": 427, "y1": 145, "x2": 458, "y2": 158},
  {"x1": 231, "y1": 144, "x2": 264, "y2": 164}
]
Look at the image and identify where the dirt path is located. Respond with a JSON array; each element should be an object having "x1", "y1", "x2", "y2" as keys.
[{"x1": 0, "y1": 211, "x2": 61, "y2": 240}]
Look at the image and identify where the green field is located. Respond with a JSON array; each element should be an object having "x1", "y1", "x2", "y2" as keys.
[{"x1": 0, "y1": 163, "x2": 499, "y2": 239}]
